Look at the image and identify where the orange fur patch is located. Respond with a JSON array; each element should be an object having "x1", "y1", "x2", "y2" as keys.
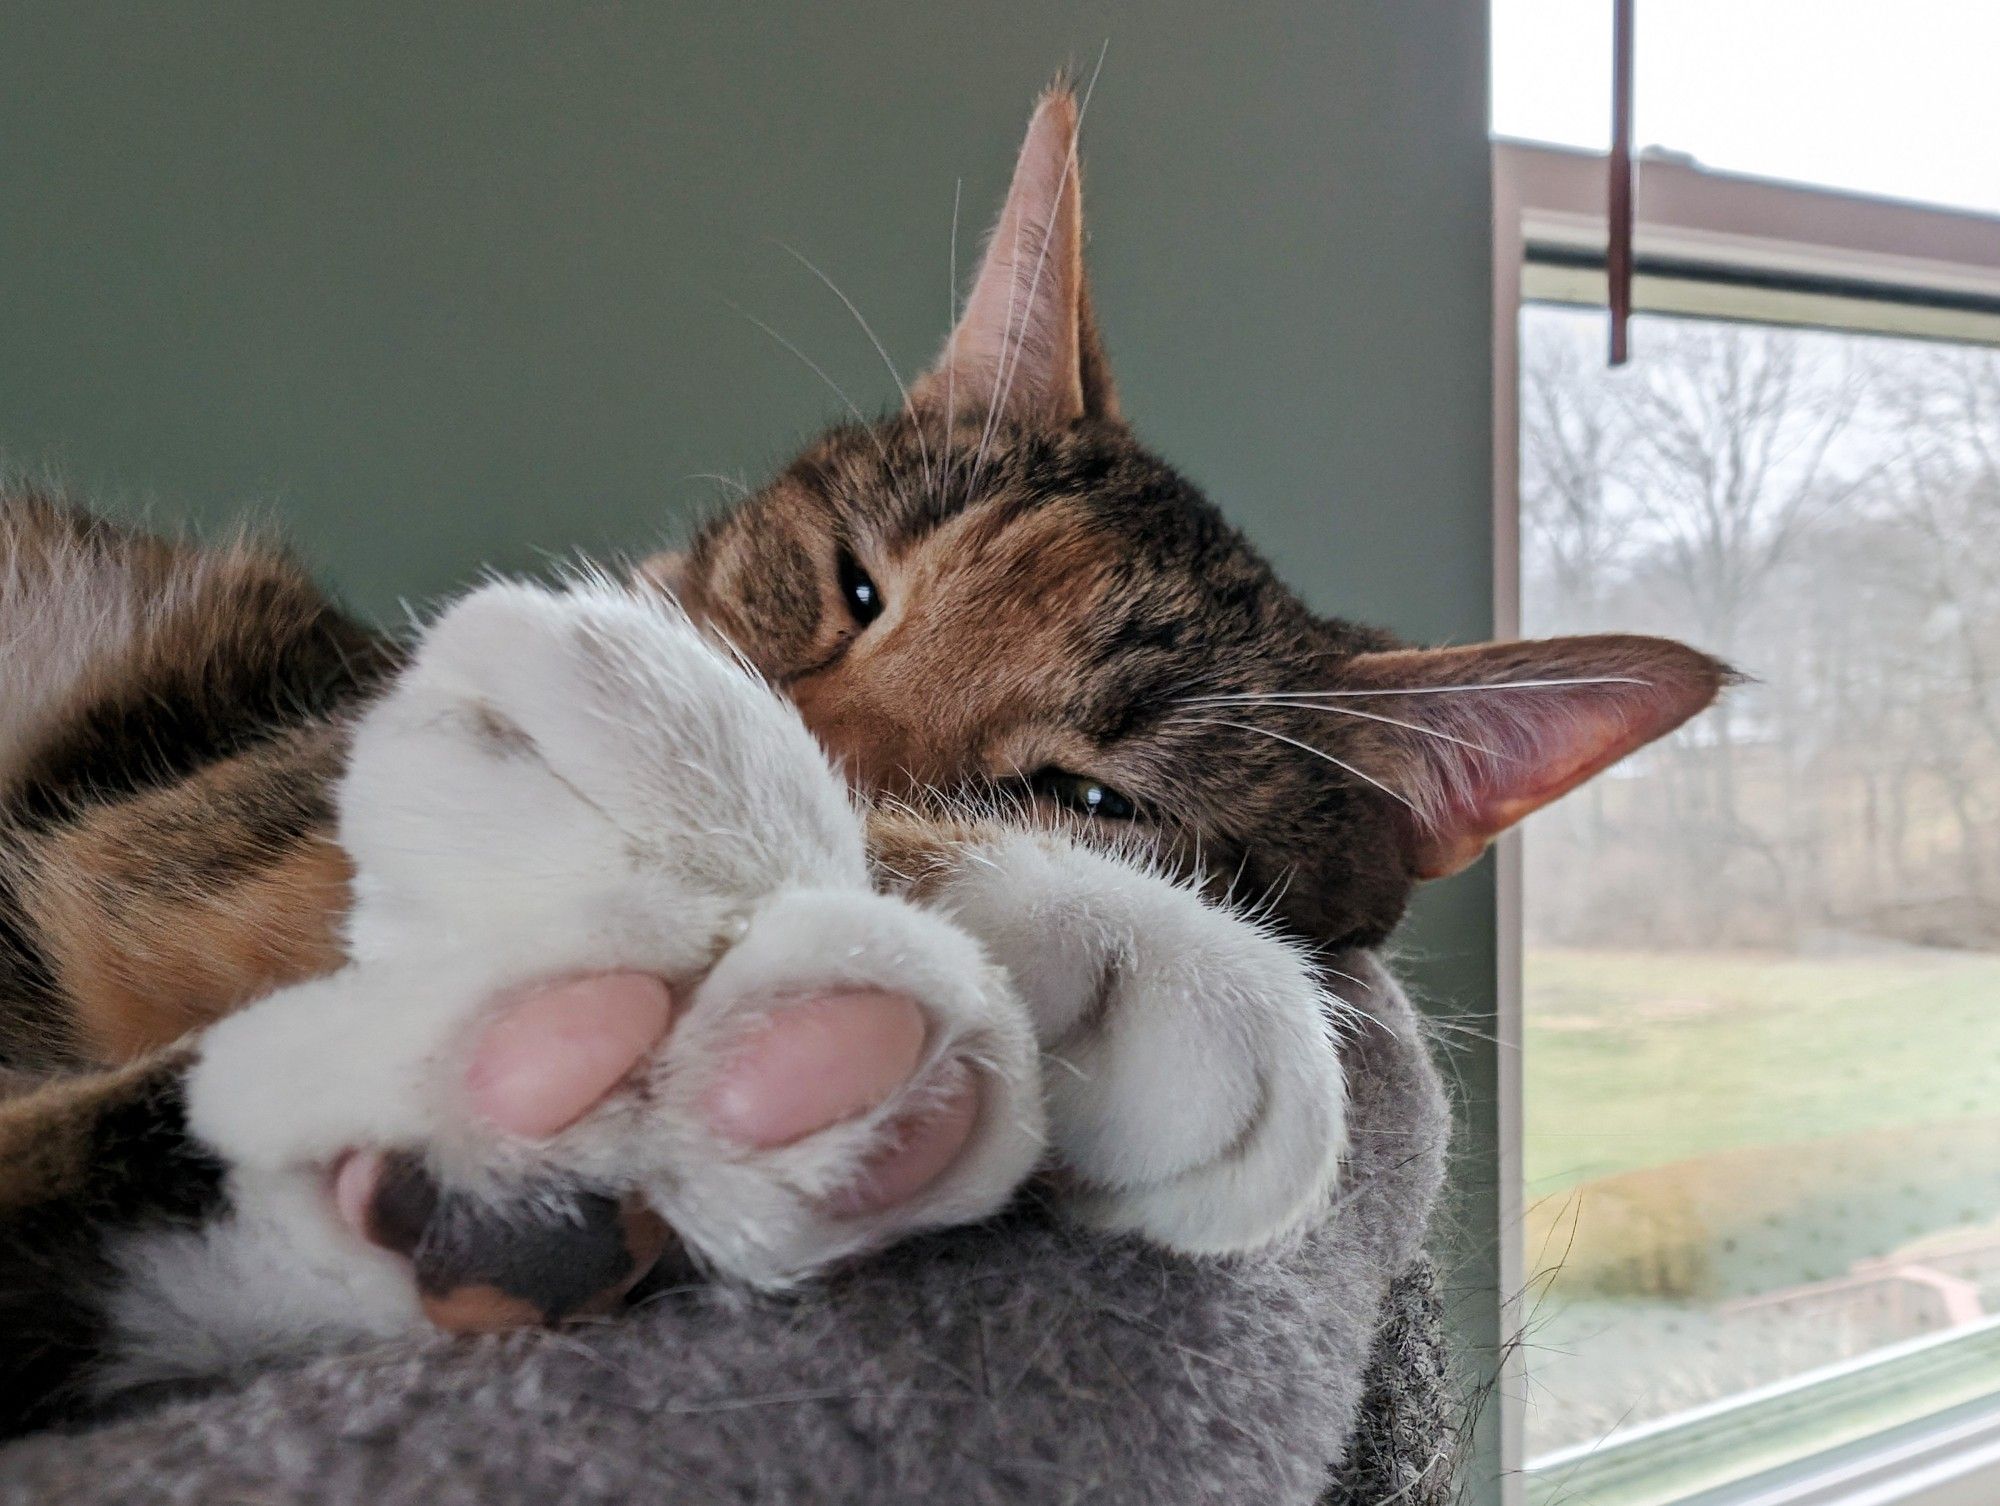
[{"x1": 27, "y1": 807, "x2": 351, "y2": 1064}]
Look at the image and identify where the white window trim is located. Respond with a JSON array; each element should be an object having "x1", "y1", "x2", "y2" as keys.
[{"x1": 1490, "y1": 137, "x2": 2000, "y2": 1506}]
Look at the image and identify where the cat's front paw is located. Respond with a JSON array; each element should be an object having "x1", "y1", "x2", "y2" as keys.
[
  {"x1": 926, "y1": 834, "x2": 1348, "y2": 1256},
  {"x1": 156, "y1": 582, "x2": 1042, "y2": 1363}
]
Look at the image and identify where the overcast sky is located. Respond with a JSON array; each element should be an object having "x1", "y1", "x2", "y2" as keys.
[{"x1": 1492, "y1": 0, "x2": 2000, "y2": 216}]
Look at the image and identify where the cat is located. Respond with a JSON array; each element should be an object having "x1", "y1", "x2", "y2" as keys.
[{"x1": 0, "y1": 83, "x2": 1727, "y2": 1434}]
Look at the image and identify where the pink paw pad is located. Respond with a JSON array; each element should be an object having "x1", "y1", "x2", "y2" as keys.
[
  {"x1": 465, "y1": 973, "x2": 677, "y2": 1139},
  {"x1": 702, "y1": 991, "x2": 928, "y2": 1148},
  {"x1": 330, "y1": 976, "x2": 979, "y2": 1336}
]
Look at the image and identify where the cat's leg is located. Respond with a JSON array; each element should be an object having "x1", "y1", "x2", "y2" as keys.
[
  {"x1": 0, "y1": 1049, "x2": 225, "y2": 1434},
  {"x1": 108, "y1": 582, "x2": 1043, "y2": 1385},
  {"x1": 870, "y1": 811, "x2": 1349, "y2": 1255},
  {"x1": 0, "y1": 487, "x2": 400, "y2": 1071}
]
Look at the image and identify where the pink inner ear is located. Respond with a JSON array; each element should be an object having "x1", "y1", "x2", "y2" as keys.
[
  {"x1": 1347, "y1": 637, "x2": 1731, "y2": 882},
  {"x1": 911, "y1": 86, "x2": 1088, "y2": 427},
  {"x1": 1413, "y1": 695, "x2": 1674, "y2": 879}
]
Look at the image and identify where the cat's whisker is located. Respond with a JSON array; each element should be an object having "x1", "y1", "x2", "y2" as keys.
[
  {"x1": 1173, "y1": 716, "x2": 1419, "y2": 813},
  {"x1": 1225, "y1": 863, "x2": 1296, "y2": 934},
  {"x1": 1318, "y1": 963, "x2": 1376, "y2": 995},
  {"x1": 1214, "y1": 676, "x2": 1652, "y2": 699},
  {"x1": 773, "y1": 240, "x2": 933, "y2": 494},
  {"x1": 1043, "y1": 1051, "x2": 1090, "y2": 1083},
  {"x1": 967, "y1": 192, "x2": 1029, "y2": 502},
  {"x1": 942, "y1": 177, "x2": 963, "y2": 484},
  {"x1": 1178, "y1": 694, "x2": 1502, "y2": 757},
  {"x1": 722, "y1": 298, "x2": 894, "y2": 471},
  {"x1": 1219, "y1": 848, "x2": 1253, "y2": 911},
  {"x1": 1319, "y1": 991, "x2": 1371, "y2": 1043},
  {"x1": 680, "y1": 472, "x2": 753, "y2": 499}
]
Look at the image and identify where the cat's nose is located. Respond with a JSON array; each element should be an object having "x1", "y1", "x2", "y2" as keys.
[
  {"x1": 793, "y1": 701, "x2": 911, "y2": 794},
  {"x1": 788, "y1": 673, "x2": 951, "y2": 796}
]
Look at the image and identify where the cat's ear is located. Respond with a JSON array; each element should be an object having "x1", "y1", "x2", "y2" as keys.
[
  {"x1": 912, "y1": 84, "x2": 1119, "y2": 427},
  {"x1": 1336, "y1": 635, "x2": 1733, "y2": 880}
]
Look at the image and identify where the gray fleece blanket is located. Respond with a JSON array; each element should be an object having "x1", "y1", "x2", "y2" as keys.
[{"x1": 0, "y1": 953, "x2": 1450, "y2": 1506}]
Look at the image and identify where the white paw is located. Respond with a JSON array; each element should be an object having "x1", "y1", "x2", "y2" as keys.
[
  {"x1": 924, "y1": 833, "x2": 1348, "y2": 1255},
  {"x1": 162, "y1": 581, "x2": 1043, "y2": 1362}
]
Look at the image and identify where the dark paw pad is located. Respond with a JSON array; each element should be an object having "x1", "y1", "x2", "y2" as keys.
[{"x1": 364, "y1": 1152, "x2": 678, "y2": 1333}]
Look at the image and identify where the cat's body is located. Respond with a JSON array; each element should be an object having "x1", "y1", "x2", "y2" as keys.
[
  {"x1": 0, "y1": 85, "x2": 1727, "y2": 1436},
  {"x1": 0, "y1": 493, "x2": 1346, "y2": 1432}
]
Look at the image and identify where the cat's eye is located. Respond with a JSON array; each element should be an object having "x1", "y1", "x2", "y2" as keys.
[
  {"x1": 836, "y1": 549, "x2": 884, "y2": 628},
  {"x1": 1030, "y1": 768, "x2": 1140, "y2": 821}
]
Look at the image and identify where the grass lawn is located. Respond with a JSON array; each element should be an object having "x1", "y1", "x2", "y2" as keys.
[
  {"x1": 1522, "y1": 946, "x2": 2000, "y2": 1451},
  {"x1": 1525, "y1": 946, "x2": 2000, "y2": 1193},
  {"x1": 1523, "y1": 946, "x2": 2000, "y2": 1300}
]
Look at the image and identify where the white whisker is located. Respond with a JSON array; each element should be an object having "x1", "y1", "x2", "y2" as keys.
[
  {"x1": 773, "y1": 240, "x2": 931, "y2": 491},
  {"x1": 943, "y1": 176, "x2": 963, "y2": 491},
  {"x1": 1247, "y1": 676, "x2": 1650, "y2": 699},
  {"x1": 968, "y1": 175, "x2": 1029, "y2": 501},
  {"x1": 722, "y1": 297, "x2": 893, "y2": 470},
  {"x1": 680, "y1": 472, "x2": 752, "y2": 499},
  {"x1": 1175, "y1": 717, "x2": 1418, "y2": 813},
  {"x1": 1180, "y1": 693, "x2": 1503, "y2": 756},
  {"x1": 1318, "y1": 964, "x2": 1375, "y2": 995}
]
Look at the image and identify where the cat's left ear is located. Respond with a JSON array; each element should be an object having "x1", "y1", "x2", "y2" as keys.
[
  {"x1": 1336, "y1": 635, "x2": 1733, "y2": 880},
  {"x1": 912, "y1": 83, "x2": 1119, "y2": 427}
]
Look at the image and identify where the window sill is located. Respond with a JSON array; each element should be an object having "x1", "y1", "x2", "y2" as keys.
[{"x1": 1525, "y1": 1317, "x2": 2000, "y2": 1506}]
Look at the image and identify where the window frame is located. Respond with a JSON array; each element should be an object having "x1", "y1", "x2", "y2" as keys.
[{"x1": 1490, "y1": 137, "x2": 2000, "y2": 1506}]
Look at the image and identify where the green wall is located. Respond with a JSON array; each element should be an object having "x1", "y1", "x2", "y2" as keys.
[{"x1": 3, "y1": 1, "x2": 1498, "y2": 1492}]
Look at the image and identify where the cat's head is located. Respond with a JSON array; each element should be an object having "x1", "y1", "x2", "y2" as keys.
[{"x1": 646, "y1": 86, "x2": 1728, "y2": 950}]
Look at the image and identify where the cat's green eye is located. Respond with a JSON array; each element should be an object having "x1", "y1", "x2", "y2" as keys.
[
  {"x1": 836, "y1": 549, "x2": 884, "y2": 628},
  {"x1": 1030, "y1": 768, "x2": 1140, "y2": 821}
]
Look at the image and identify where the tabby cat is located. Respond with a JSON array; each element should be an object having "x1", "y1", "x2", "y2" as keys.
[{"x1": 0, "y1": 86, "x2": 1726, "y2": 1434}]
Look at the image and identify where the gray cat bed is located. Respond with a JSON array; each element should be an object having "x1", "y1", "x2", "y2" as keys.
[{"x1": 0, "y1": 955, "x2": 1451, "y2": 1505}]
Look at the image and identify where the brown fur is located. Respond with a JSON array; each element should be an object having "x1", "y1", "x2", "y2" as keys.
[
  {"x1": 29, "y1": 807, "x2": 352, "y2": 1061},
  {"x1": 647, "y1": 84, "x2": 1729, "y2": 950},
  {"x1": 0, "y1": 493, "x2": 392, "y2": 1068}
]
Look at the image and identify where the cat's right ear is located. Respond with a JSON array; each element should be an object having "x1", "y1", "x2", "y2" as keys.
[
  {"x1": 912, "y1": 83, "x2": 1119, "y2": 428},
  {"x1": 1334, "y1": 634, "x2": 1734, "y2": 881}
]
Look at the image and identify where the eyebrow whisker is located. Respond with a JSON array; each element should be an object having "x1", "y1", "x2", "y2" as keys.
[
  {"x1": 1209, "y1": 676, "x2": 1650, "y2": 699},
  {"x1": 1179, "y1": 694, "x2": 1503, "y2": 757},
  {"x1": 774, "y1": 240, "x2": 934, "y2": 495},
  {"x1": 1174, "y1": 717, "x2": 1419, "y2": 813},
  {"x1": 723, "y1": 298, "x2": 895, "y2": 472}
]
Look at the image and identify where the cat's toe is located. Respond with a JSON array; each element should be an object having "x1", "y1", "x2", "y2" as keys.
[
  {"x1": 464, "y1": 973, "x2": 677, "y2": 1139},
  {"x1": 175, "y1": 581, "x2": 1042, "y2": 1362},
  {"x1": 650, "y1": 887, "x2": 1045, "y2": 1287},
  {"x1": 320, "y1": 937, "x2": 1036, "y2": 1333},
  {"x1": 339, "y1": 580, "x2": 865, "y2": 951},
  {"x1": 927, "y1": 832, "x2": 1347, "y2": 1256}
]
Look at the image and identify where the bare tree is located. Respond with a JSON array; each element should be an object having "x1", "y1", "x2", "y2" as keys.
[
  {"x1": 1520, "y1": 313, "x2": 1635, "y2": 629},
  {"x1": 1614, "y1": 321, "x2": 1868, "y2": 657},
  {"x1": 1517, "y1": 306, "x2": 1999, "y2": 949}
]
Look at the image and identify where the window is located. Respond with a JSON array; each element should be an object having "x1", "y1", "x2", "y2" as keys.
[
  {"x1": 1494, "y1": 142, "x2": 2000, "y2": 1505},
  {"x1": 1492, "y1": 0, "x2": 2000, "y2": 217}
]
